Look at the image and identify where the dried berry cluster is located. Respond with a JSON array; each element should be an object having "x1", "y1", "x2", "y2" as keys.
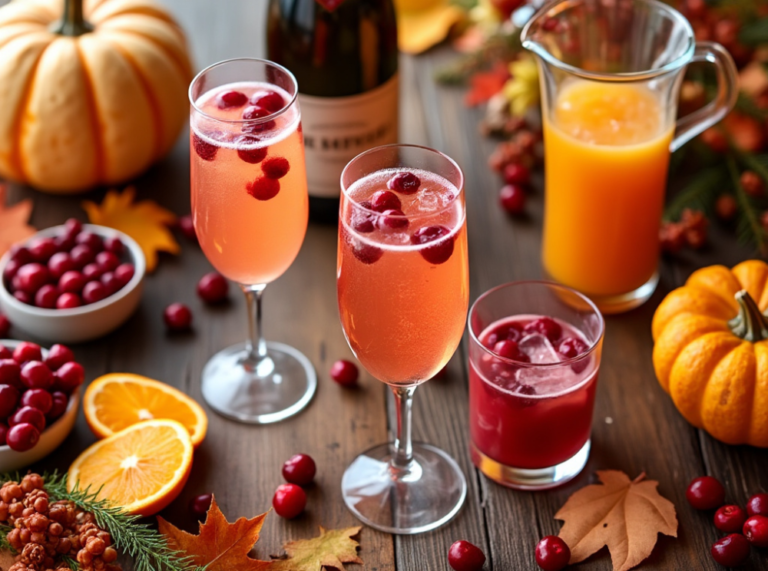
[
  {"x1": 660, "y1": 208, "x2": 709, "y2": 254},
  {"x1": 0, "y1": 474, "x2": 121, "y2": 571}
]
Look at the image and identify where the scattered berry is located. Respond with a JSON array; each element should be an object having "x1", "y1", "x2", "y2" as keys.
[
  {"x1": 164, "y1": 303, "x2": 193, "y2": 331},
  {"x1": 189, "y1": 493, "x2": 213, "y2": 518},
  {"x1": 535, "y1": 536, "x2": 571, "y2": 571},
  {"x1": 330, "y1": 360, "x2": 358, "y2": 387},
  {"x1": 503, "y1": 163, "x2": 531, "y2": 186},
  {"x1": 262, "y1": 156, "x2": 290, "y2": 179},
  {"x1": 714, "y1": 505, "x2": 747, "y2": 533},
  {"x1": 741, "y1": 171, "x2": 764, "y2": 197},
  {"x1": 711, "y1": 533, "x2": 750, "y2": 567},
  {"x1": 387, "y1": 172, "x2": 421, "y2": 194},
  {"x1": 499, "y1": 184, "x2": 526, "y2": 215},
  {"x1": 193, "y1": 133, "x2": 218, "y2": 161},
  {"x1": 272, "y1": 483, "x2": 306, "y2": 519},
  {"x1": 282, "y1": 454, "x2": 317, "y2": 486},
  {"x1": 247, "y1": 177, "x2": 280, "y2": 201},
  {"x1": 701, "y1": 128, "x2": 728, "y2": 153},
  {"x1": 686, "y1": 476, "x2": 725, "y2": 510},
  {"x1": 715, "y1": 194, "x2": 737, "y2": 221},
  {"x1": 197, "y1": 273, "x2": 229, "y2": 304},
  {"x1": 747, "y1": 493, "x2": 768, "y2": 517},
  {"x1": 369, "y1": 190, "x2": 402, "y2": 213},
  {"x1": 659, "y1": 222, "x2": 686, "y2": 254},
  {"x1": 743, "y1": 515, "x2": 768, "y2": 548},
  {"x1": 216, "y1": 90, "x2": 248, "y2": 109},
  {"x1": 411, "y1": 225, "x2": 454, "y2": 265},
  {"x1": 236, "y1": 136, "x2": 268, "y2": 164},
  {"x1": 6, "y1": 423, "x2": 40, "y2": 452},
  {"x1": 448, "y1": 540, "x2": 486, "y2": 571}
]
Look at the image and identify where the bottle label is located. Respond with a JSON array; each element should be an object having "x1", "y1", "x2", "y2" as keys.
[{"x1": 299, "y1": 73, "x2": 399, "y2": 198}]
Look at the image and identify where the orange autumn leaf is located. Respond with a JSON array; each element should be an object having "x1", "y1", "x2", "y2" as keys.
[
  {"x1": 0, "y1": 183, "x2": 36, "y2": 258},
  {"x1": 82, "y1": 187, "x2": 179, "y2": 272},
  {"x1": 270, "y1": 526, "x2": 363, "y2": 571},
  {"x1": 556, "y1": 471, "x2": 678, "y2": 571},
  {"x1": 465, "y1": 62, "x2": 511, "y2": 107},
  {"x1": 157, "y1": 497, "x2": 271, "y2": 571}
]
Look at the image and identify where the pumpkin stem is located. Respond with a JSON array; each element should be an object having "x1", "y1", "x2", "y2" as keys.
[
  {"x1": 728, "y1": 290, "x2": 768, "y2": 342},
  {"x1": 50, "y1": 0, "x2": 93, "y2": 37}
]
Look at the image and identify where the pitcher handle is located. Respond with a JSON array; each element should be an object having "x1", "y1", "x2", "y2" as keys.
[{"x1": 671, "y1": 42, "x2": 738, "y2": 152}]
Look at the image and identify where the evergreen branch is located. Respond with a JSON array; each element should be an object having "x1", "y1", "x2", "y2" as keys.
[
  {"x1": 727, "y1": 155, "x2": 766, "y2": 252},
  {"x1": 739, "y1": 16, "x2": 768, "y2": 46},
  {"x1": 664, "y1": 166, "x2": 725, "y2": 221},
  {"x1": 62, "y1": 555, "x2": 79, "y2": 570}
]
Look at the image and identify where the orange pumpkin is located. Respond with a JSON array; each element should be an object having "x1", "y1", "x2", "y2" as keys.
[
  {"x1": 0, "y1": 0, "x2": 193, "y2": 193},
  {"x1": 652, "y1": 260, "x2": 768, "y2": 447}
]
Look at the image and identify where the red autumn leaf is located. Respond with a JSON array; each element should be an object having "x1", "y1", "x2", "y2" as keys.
[{"x1": 464, "y1": 62, "x2": 511, "y2": 107}]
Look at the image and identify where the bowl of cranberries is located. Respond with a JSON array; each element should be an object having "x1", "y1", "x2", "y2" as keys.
[
  {"x1": 0, "y1": 340, "x2": 82, "y2": 471},
  {"x1": 0, "y1": 219, "x2": 145, "y2": 343}
]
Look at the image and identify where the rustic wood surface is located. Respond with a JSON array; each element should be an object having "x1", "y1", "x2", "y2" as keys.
[{"x1": 1, "y1": 0, "x2": 767, "y2": 569}]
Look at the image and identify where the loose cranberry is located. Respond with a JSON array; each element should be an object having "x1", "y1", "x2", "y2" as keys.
[
  {"x1": 493, "y1": 340, "x2": 528, "y2": 362},
  {"x1": 21, "y1": 388, "x2": 53, "y2": 415},
  {"x1": 70, "y1": 244, "x2": 95, "y2": 268},
  {"x1": 351, "y1": 242, "x2": 383, "y2": 264},
  {"x1": 711, "y1": 534, "x2": 750, "y2": 567},
  {"x1": 20, "y1": 361, "x2": 53, "y2": 390},
  {"x1": 114, "y1": 263, "x2": 135, "y2": 286},
  {"x1": 47, "y1": 392, "x2": 68, "y2": 422},
  {"x1": 44, "y1": 344, "x2": 74, "y2": 371},
  {"x1": 251, "y1": 90, "x2": 284, "y2": 112},
  {"x1": 6, "y1": 423, "x2": 40, "y2": 452},
  {"x1": 369, "y1": 190, "x2": 402, "y2": 213},
  {"x1": 164, "y1": 303, "x2": 192, "y2": 331},
  {"x1": 558, "y1": 337, "x2": 589, "y2": 359},
  {"x1": 197, "y1": 273, "x2": 229, "y2": 304},
  {"x1": 216, "y1": 90, "x2": 248, "y2": 109},
  {"x1": 189, "y1": 493, "x2": 213, "y2": 518},
  {"x1": 500, "y1": 184, "x2": 526, "y2": 215},
  {"x1": 743, "y1": 515, "x2": 768, "y2": 547},
  {"x1": 76, "y1": 231, "x2": 103, "y2": 252},
  {"x1": 100, "y1": 272, "x2": 122, "y2": 296},
  {"x1": 262, "y1": 156, "x2": 290, "y2": 179},
  {"x1": 448, "y1": 540, "x2": 486, "y2": 571},
  {"x1": 503, "y1": 163, "x2": 531, "y2": 185},
  {"x1": 48, "y1": 252, "x2": 75, "y2": 279},
  {"x1": 9, "y1": 406, "x2": 46, "y2": 432},
  {"x1": 64, "y1": 218, "x2": 83, "y2": 238},
  {"x1": 282, "y1": 454, "x2": 317, "y2": 486},
  {"x1": 82, "y1": 281, "x2": 107, "y2": 304},
  {"x1": 35, "y1": 284, "x2": 59, "y2": 309},
  {"x1": 236, "y1": 136, "x2": 268, "y2": 164},
  {"x1": 103, "y1": 236, "x2": 125, "y2": 255},
  {"x1": 378, "y1": 209, "x2": 409, "y2": 230},
  {"x1": 53, "y1": 362, "x2": 85, "y2": 394},
  {"x1": 0, "y1": 423, "x2": 7, "y2": 446},
  {"x1": 351, "y1": 201, "x2": 377, "y2": 233},
  {"x1": 686, "y1": 476, "x2": 725, "y2": 510},
  {"x1": 3, "y1": 258, "x2": 21, "y2": 284},
  {"x1": 0, "y1": 384, "x2": 20, "y2": 418},
  {"x1": 9, "y1": 245, "x2": 33, "y2": 264},
  {"x1": 715, "y1": 505, "x2": 748, "y2": 533},
  {"x1": 13, "y1": 342, "x2": 42, "y2": 364},
  {"x1": 13, "y1": 290, "x2": 31, "y2": 304},
  {"x1": 0, "y1": 316, "x2": 8, "y2": 339},
  {"x1": 58, "y1": 271, "x2": 85, "y2": 294},
  {"x1": 56, "y1": 293, "x2": 81, "y2": 309},
  {"x1": 178, "y1": 215, "x2": 198, "y2": 242},
  {"x1": 0, "y1": 360, "x2": 21, "y2": 387},
  {"x1": 411, "y1": 225, "x2": 455, "y2": 265},
  {"x1": 523, "y1": 317, "x2": 562, "y2": 343},
  {"x1": 15, "y1": 263, "x2": 49, "y2": 294},
  {"x1": 388, "y1": 172, "x2": 421, "y2": 194},
  {"x1": 535, "y1": 536, "x2": 571, "y2": 571},
  {"x1": 330, "y1": 360, "x2": 358, "y2": 387},
  {"x1": 28, "y1": 237, "x2": 57, "y2": 263},
  {"x1": 747, "y1": 493, "x2": 768, "y2": 517},
  {"x1": 193, "y1": 133, "x2": 218, "y2": 161},
  {"x1": 96, "y1": 251, "x2": 120, "y2": 272},
  {"x1": 247, "y1": 177, "x2": 280, "y2": 200},
  {"x1": 272, "y1": 483, "x2": 306, "y2": 519}
]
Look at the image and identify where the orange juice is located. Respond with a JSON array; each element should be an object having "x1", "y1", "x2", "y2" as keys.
[{"x1": 542, "y1": 80, "x2": 673, "y2": 299}]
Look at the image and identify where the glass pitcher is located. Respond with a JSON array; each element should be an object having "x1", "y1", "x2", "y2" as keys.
[{"x1": 521, "y1": 0, "x2": 737, "y2": 314}]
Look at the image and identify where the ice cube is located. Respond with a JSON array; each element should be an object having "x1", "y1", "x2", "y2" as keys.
[
  {"x1": 514, "y1": 365, "x2": 578, "y2": 395},
  {"x1": 519, "y1": 333, "x2": 560, "y2": 364}
]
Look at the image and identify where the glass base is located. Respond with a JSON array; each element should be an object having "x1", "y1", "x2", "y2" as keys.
[
  {"x1": 471, "y1": 439, "x2": 590, "y2": 490},
  {"x1": 201, "y1": 341, "x2": 317, "y2": 424},
  {"x1": 341, "y1": 442, "x2": 467, "y2": 535},
  {"x1": 547, "y1": 270, "x2": 658, "y2": 315}
]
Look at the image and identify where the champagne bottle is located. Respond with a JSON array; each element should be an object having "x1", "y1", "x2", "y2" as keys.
[{"x1": 267, "y1": 0, "x2": 399, "y2": 223}]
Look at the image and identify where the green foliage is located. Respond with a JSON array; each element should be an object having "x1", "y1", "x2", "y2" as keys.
[
  {"x1": 664, "y1": 166, "x2": 725, "y2": 221},
  {"x1": 740, "y1": 17, "x2": 768, "y2": 46}
]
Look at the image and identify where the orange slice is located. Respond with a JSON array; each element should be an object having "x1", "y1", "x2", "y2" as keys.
[
  {"x1": 68, "y1": 419, "x2": 193, "y2": 516},
  {"x1": 84, "y1": 373, "x2": 207, "y2": 447}
]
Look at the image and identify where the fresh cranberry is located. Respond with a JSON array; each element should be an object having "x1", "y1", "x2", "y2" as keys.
[
  {"x1": 711, "y1": 534, "x2": 750, "y2": 567},
  {"x1": 535, "y1": 536, "x2": 570, "y2": 571},
  {"x1": 272, "y1": 483, "x2": 306, "y2": 519},
  {"x1": 330, "y1": 360, "x2": 358, "y2": 387},
  {"x1": 557, "y1": 337, "x2": 588, "y2": 359},
  {"x1": 13, "y1": 342, "x2": 42, "y2": 364},
  {"x1": 75, "y1": 231, "x2": 103, "y2": 252},
  {"x1": 351, "y1": 242, "x2": 383, "y2": 264},
  {"x1": 0, "y1": 361, "x2": 21, "y2": 387},
  {"x1": 493, "y1": 340, "x2": 529, "y2": 362},
  {"x1": 743, "y1": 515, "x2": 768, "y2": 547},
  {"x1": 9, "y1": 245, "x2": 33, "y2": 264},
  {"x1": 9, "y1": 406, "x2": 46, "y2": 432},
  {"x1": 0, "y1": 316, "x2": 8, "y2": 339},
  {"x1": 282, "y1": 454, "x2": 317, "y2": 486},
  {"x1": 56, "y1": 293, "x2": 81, "y2": 309},
  {"x1": 500, "y1": 184, "x2": 526, "y2": 215},
  {"x1": 524, "y1": 317, "x2": 562, "y2": 343},
  {"x1": 251, "y1": 90, "x2": 284, "y2": 112},
  {"x1": 378, "y1": 209, "x2": 409, "y2": 230},
  {"x1": 747, "y1": 493, "x2": 768, "y2": 516},
  {"x1": 47, "y1": 391, "x2": 68, "y2": 421},
  {"x1": 262, "y1": 156, "x2": 290, "y2": 179},
  {"x1": 236, "y1": 136, "x2": 268, "y2": 164},
  {"x1": 448, "y1": 540, "x2": 486, "y2": 571},
  {"x1": 96, "y1": 251, "x2": 120, "y2": 272},
  {"x1": 6, "y1": 423, "x2": 40, "y2": 452},
  {"x1": 411, "y1": 225, "x2": 454, "y2": 264},
  {"x1": 216, "y1": 90, "x2": 248, "y2": 109},
  {"x1": 47, "y1": 252, "x2": 75, "y2": 279},
  {"x1": 82, "y1": 281, "x2": 107, "y2": 304},
  {"x1": 193, "y1": 133, "x2": 218, "y2": 161},
  {"x1": 44, "y1": 344, "x2": 74, "y2": 371},
  {"x1": 53, "y1": 362, "x2": 85, "y2": 394},
  {"x1": 0, "y1": 384, "x2": 19, "y2": 418},
  {"x1": 21, "y1": 388, "x2": 53, "y2": 415},
  {"x1": 247, "y1": 177, "x2": 280, "y2": 200},
  {"x1": 178, "y1": 215, "x2": 197, "y2": 242},
  {"x1": 715, "y1": 505, "x2": 748, "y2": 533},
  {"x1": 63, "y1": 218, "x2": 82, "y2": 238},
  {"x1": 114, "y1": 263, "x2": 135, "y2": 287},
  {"x1": 100, "y1": 272, "x2": 122, "y2": 296},
  {"x1": 164, "y1": 303, "x2": 192, "y2": 331},
  {"x1": 28, "y1": 237, "x2": 57, "y2": 263},
  {"x1": 351, "y1": 201, "x2": 377, "y2": 233},
  {"x1": 70, "y1": 244, "x2": 95, "y2": 268},
  {"x1": 0, "y1": 423, "x2": 7, "y2": 446},
  {"x1": 34, "y1": 284, "x2": 59, "y2": 309},
  {"x1": 686, "y1": 476, "x2": 725, "y2": 510},
  {"x1": 197, "y1": 273, "x2": 229, "y2": 304},
  {"x1": 103, "y1": 236, "x2": 124, "y2": 255},
  {"x1": 20, "y1": 361, "x2": 53, "y2": 390},
  {"x1": 14, "y1": 263, "x2": 49, "y2": 294},
  {"x1": 0, "y1": 346, "x2": 10, "y2": 359},
  {"x1": 189, "y1": 493, "x2": 213, "y2": 518},
  {"x1": 58, "y1": 271, "x2": 85, "y2": 294},
  {"x1": 387, "y1": 172, "x2": 421, "y2": 194},
  {"x1": 3, "y1": 258, "x2": 21, "y2": 284},
  {"x1": 241, "y1": 106, "x2": 276, "y2": 133},
  {"x1": 369, "y1": 190, "x2": 402, "y2": 213},
  {"x1": 503, "y1": 163, "x2": 531, "y2": 185},
  {"x1": 13, "y1": 290, "x2": 31, "y2": 304}
]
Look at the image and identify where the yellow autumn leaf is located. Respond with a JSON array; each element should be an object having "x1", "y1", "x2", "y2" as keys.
[
  {"x1": 503, "y1": 56, "x2": 540, "y2": 116},
  {"x1": 82, "y1": 187, "x2": 179, "y2": 272},
  {"x1": 395, "y1": 0, "x2": 465, "y2": 54},
  {"x1": 270, "y1": 526, "x2": 363, "y2": 571}
]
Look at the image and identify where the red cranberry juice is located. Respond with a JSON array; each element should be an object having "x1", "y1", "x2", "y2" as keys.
[{"x1": 469, "y1": 316, "x2": 598, "y2": 470}]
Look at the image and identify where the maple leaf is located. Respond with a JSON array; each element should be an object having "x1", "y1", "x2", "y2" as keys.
[
  {"x1": 271, "y1": 526, "x2": 363, "y2": 571},
  {"x1": 465, "y1": 62, "x2": 511, "y2": 107},
  {"x1": 157, "y1": 497, "x2": 272, "y2": 571},
  {"x1": 555, "y1": 471, "x2": 678, "y2": 571},
  {"x1": 0, "y1": 183, "x2": 36, "y2": 258},
  {"x1": 82, "y1": 187, "x2": 179, "y2": 272}
]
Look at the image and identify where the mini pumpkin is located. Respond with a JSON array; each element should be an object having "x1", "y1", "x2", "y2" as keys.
[
  {"x1": 0, "y1": 0, "x2": 193, "y2": 193},
  {"x1": 652, "y1": 260, "x2": 768, "y2": 447}
]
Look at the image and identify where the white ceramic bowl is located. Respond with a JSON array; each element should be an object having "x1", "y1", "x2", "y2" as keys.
[
  {"x1": 0, "y1": 224, "x2": 145, "y2": 343},
  {"x1": 0, "y1": 340, "x2": 80, "y2": 472}
]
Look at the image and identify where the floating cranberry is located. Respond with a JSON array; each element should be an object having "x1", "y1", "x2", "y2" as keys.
[
  {"x1": 0, "y1": 384, "x2": 19, "y2": 418},
  {"x1": 6, "y1": 423, "x2": 40, "y2": 452},
  {"x1": 28, "y1": 237, "x2": 57, "y2": 262},
  {"x1": 76, "y1": 231, "x2": 103, "y2": 252},
  {"x1": 45, "y1": 344, "x2": 74, "y2": 371},
  {"x1": 0, "y1": 361, "x2": 21, "y2": 387},
  {"x1": 282, "y1": 454, "x2": 317, "y2": 486},
  {"x1": 63, "y1": 218, "x2": 83, "y2": 239},
  {"x1": 10, "y1": 245, "x2": 33, "y2": 264},
  {"x1": 15, "y1": 264, "x2": 49, "y2": 294},
  {"x1": 711, "y1": 533, "x2": 750, "y2": 567},
  {"x1": 115, "y1": 263, "x2": 135, "y2": 286},
  {"x1": 369, "y1": 190, "x2": 402, "y2": 213},
  {"x1": 351, "y1": 201, "x2": 377, "y2": 234},
  {"x1": 236, "y1": 136, "x2": 268, "y2": 164},
  {"x1": 535, "y1": 536, "x2": 570, "y2": 571},
  {"x1": 82, "y1": 281, "x2": 107, "y2": 304},
  {"x1": 47, "y1": 391, "x2": 68, "y2": 422},
  {"x1": 388, "y1": 172, "x2": 421, "y2": 194},
  {"x1": 493, "y1": 340, "x2": 528, "y2": 362},
  {"x1": 190, "y1": 493, "x2": 213, "y2": 518},
  {"x1": 686, "y1": 476, "x2": 725, "y2": 510},
  {"x1": 164, "y1": 303, "x2": 193, "y2": 331},
  {"x1": 272, "y1": 483, "x2": 306, "y2": 519},
  {"x1": 103, "y1": 236, "x2": 125, "y2": 256},
  {"x1": 53, "y1": 362, "x2": 84, "y2": 394},
  {"x1": 58, "y1": 271, "x2": 85, "y2": 294},
  {"x1": 96, "y1": 251, "x2": 120, "y2": 272},
  {"x1": 747, "y1": 493, "x2": 768, "y2": 517},
  {"x1": 557, "y1": 337, "x2": 588, "y2": 359},
  {"x1": 48, "y1": 252, "x2": 75, "y2": 279},
  {"x1": 743, "y1": 515, "x2": 768, "y2": 547},
  {"x1": 411, "y1": 225, "x2": 454, "y2": 265},
  {"x1": 70, "y1": 244, "x2": 95, "y2": 268},
  {"x1": 715, "y1": 505, "x2": 748, "y2": 533},
  {"x1": 330, "y1": 360, "x2": 358, "y2": 387},
  {"x1": 56, "y1": 293, "x2": 81, "y2": 309},
  {"x1": 20, "y1": 361, "x2": 53, "y2": 390},
  {"x1": 448, "y1": 540, "x2": 486, "y2": 571},
  {"x1": 9, "y1": 406, "x2": 46, "y2": 432},
  {"x1": 247, "y1": 177, "x2": 280, "y2": 201},
  {"x1": 500, "y1": 184, "x2": 526, "y2": 215},
  {"x1": 262, "y1": 156, "x2": 290, "y2": 179},
  {"x1": 351, "y1": 242, "x2": 383, "y2": 264},
  {"x1": 100, "y1": 272, "x2": 122, "y2": 296},
  {"x1": 13, "y1": 291, "x2": 31, "y2": 305},
  {"x1": 242, "y1": 106, "x2": 276, "y2": 133},
  {"x1": 524, "y1": 317, "x2": 562, "y2": 343},
  {"x1": 251, "y1": 90, "x2": 284, "y2": 112},
  {"x1": 197, "y1": 273, "x2": 229, "y2": 304},
  {"x1": 503, "y1": 163, "x2": 531, "y2": 186},
  {"x1": 216, "y1": 90, "x2": 248, "y2": 109},
  {"x1": 35, "y1": 285, "x2": 59, "y2": 309},
  {"x1": 22, "y1": 388, "x2": 53, "y2": 415},
  {"x1": 242, "y1": 105, "x2": 270, "y2": 120},
  {"x1": 13, "y1": 342, "x2": 42, "y2": 364},
  {"x1": 378, "y1": 209, "x2": 409, "y2": 230},
  {"x1": 193, "y1": 133, "x2": 218, "y2": 161},
  {"x1": 178, "y1": 215, "x2": 197, "y2": 242}
]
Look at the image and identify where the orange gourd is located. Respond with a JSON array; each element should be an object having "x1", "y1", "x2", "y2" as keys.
[
  {"x1": 0, "y1": 0, "x2": 192, "y2": 193},
  {"x1": 652, "y1": 260, "x2": 768, "y2": 447}
]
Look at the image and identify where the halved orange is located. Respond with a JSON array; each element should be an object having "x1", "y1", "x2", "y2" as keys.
[
  {"x1": 84, "y1": 373, "x2": 207, "y2": 447},
  {"x1": 68, "y1": 419, "x2": 193, "y2": 516}
]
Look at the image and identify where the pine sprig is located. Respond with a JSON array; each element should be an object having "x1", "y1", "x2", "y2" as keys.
[
  {"x1": 728, "y1": 155, "x2": 767, "y2": 252},
  {"x1": 663, "y1": 166, "x2": 725, "y2": 221}
]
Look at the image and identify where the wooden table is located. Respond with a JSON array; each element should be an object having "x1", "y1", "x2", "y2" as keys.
[{"x1": 3, "y1": 1, "x2": 767, "y2": 569}]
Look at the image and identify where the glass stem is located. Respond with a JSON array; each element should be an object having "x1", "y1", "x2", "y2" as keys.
[
  {"x1": 243, "y1": 284, "x2": 268, "y2": 362},
  {"x1": 392, "y1": 386, "x2": 417, "y2": 470}
]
